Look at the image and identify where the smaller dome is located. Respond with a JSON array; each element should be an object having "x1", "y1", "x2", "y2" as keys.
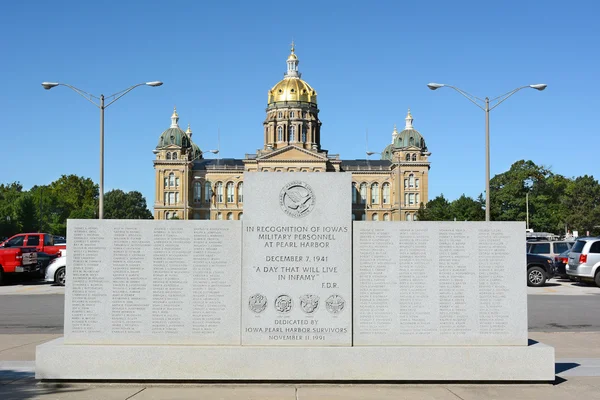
[
  {"x1": 287, "y1": 53, "x2": 298, "y2": 61},
  {"x1": 393, "y1": 129, "x2": 426, "y2": 149},
  {"x1": 191, "y1": 142, "x2": 202, "y2": 159},
  {"x1": 157, "y1": 127, "x2": 189, "y2": 148}
]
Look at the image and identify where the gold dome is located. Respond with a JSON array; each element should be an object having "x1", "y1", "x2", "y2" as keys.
[{"x1": 268, "y1": 78, "x2": 317, "y2": 104}]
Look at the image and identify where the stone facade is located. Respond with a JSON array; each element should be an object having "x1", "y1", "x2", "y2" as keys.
[{"x1": 153, "y1": 44, "x2": 431, "y2": 221}]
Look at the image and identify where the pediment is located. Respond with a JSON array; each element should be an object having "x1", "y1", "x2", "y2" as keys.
[{"x1": 258, "y1": 145, "x2": 328, "y2": 161}]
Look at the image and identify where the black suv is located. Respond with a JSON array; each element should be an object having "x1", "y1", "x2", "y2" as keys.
[{"x1": 527, "y1": 253, "x2": 555, "y2": 287}]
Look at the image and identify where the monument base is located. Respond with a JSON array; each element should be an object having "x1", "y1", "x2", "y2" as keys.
[{"x1": 36, "y1": 338, "x2": 555, "y2": 381}]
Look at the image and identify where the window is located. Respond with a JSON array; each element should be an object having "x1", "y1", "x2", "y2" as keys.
[
  {"x1": 227, "y1": 212, "x2": 234, "y2": 220},
  {"x1": 530, "y1": 243, "x2": 551, "y2": 254},
  {"x1": 572, "y1": 240, "x2": 586, "y2": 253},
  {"x1": 409, "y1": 174, "x2": 415, "y2": 188},
  {"x1": 167, "y1": 192, "x2": 175, "y2": 205},
  {"x1": 194, "y1": 182, "x2": 201, "y2": 202},
  {"x1": 383, "y1": 213, "x2": 390, "y2": 221},
  {"x1": 372, "y1": 214, "x2": 379, "y2": 221},
  {"x1": 412, "y1": 154, "x2": 417, "y2": 161},
  {"x1": 414, "y1": 214, "x2": 418, "y2": 221},
  {"x1": 416, "y1": 193, "x2": 420, "y2": 205},
  {"x1": 352, "y1": 184, "x2": 358, "y2": 204},
  {"x1": 290, "y1": 111, "x2": 295, "y2": 118},
  {"x1": 169, "y1": 173, "x2": 175, "y2": 187},
  {"x1": 302, "y1": 126, "x2": 307, "y2": 142},
  {"x1": 589, "y1": 241, "x2": 600, "y2": 254},
  {"x1": 360, "y1": 183, "x2": 367, "y2": 204},
  {"x1": 26, "y1": 236, "x2": 40, "y2": 246},
  {"x1": 277, "y1": 126, "x2": 283, "y2": 141},
  {"x1": 204, "y1": 182, "x2": 212, "y2": 202},
  {"x1": 554, "y1": 242, "x2": 570, "y2": 254},
  {"x1": 405, "y1": 193, "x2": 409, "y2": 205},
  {"x1": 194, "y1": 213, "x2": 201, "y2": 220},
  {"x1": 173, "y1": 212, "x2": 178, "y2": 219},
  {"x1": 163, "y1": 177, "x2": 168, "y2": 188},
  {"x1": 227, "y1": 182, "x2": 235, "y2": 203},
  {"x1": 175, "y1": 192, "x2": 180, "y2": 204},
  {"x1": 175, "y1": 177, "x2": 180, "y2": 187},
  {"x1": 409, "y1": 193, "x2": 415, "y2": 205},
  {"x1": 382, "y1": 183, "x2": 390, "y2": 204},
  {"x1": 238, "y1": 182, "x2": 244, "y2": 202},
  {"x1": 289, "y1": 126, "x2": 295, "y2": 141},
  {"x1": 166, "y1": 152, "x2": 171, "y2": 160},
  {"x1": 416, "y1": 178, "x2": 420, "y2": 188},
  {"x1": 239, "y1": 212, "x2": 243, "y2": 220},
  {"x1": 173, "y1": 152, "x2": 178, "y2": 160},
  {"x1": 404, "y1": 178, "x2": 408, "y2": 188},
  {"x1": 278, "y1": 111, "x2": 283, "y2": 118},
  {"x1": 405, "y1": 154, "x2": 410, "y2": 161},
  {"x1": 216, "y1": 182, "x2": 223, "y2": 203},
  {"x1": 44, "y1": 235, "x2": 54, "y2": 246},
  {"x1": 352, "y1": 214, "x2": 356, "y2": 220},
  {"x1": 406, "y1": 213, "x2": 412, "y2": 221},
  {"x1": 409, "y1": 137, "x2": 415, "y2": 146},
  {"x1": 361, "y1": 213, "x2": 366, "y2": 221},
  {"x1": 165, "y1": 212, "x2": 171, "y2": 220},
  {"x1": 371, "y1": 183, "x2": 379, "y2": 204},
  {"x1": 217, "y1": 212, "x2": 223, "y2": 220}
]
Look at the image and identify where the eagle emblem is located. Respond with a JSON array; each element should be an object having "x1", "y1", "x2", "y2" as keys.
[{"x1": 279, "y1": 181, "x2": 316, "y2": 218}]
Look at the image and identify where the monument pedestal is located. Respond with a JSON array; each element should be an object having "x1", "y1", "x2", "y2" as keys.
[{"x1": 36, "y1": 337, "x2": 554, "y2": 381}]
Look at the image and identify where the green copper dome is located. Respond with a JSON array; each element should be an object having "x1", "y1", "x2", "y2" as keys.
[
  {"x1": 157, "y1": 127, "x2": 190, "y2": 148},
  {"x1": 380, "y1": 110, "x2": 428, "y2": 161}
]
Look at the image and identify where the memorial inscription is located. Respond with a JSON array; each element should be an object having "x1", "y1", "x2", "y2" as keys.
[
  {"x1": 353, "y1": 221, "x2": 527, "y2": 346},
  {"x1": 241, "y1": 173, "x2": 352, "y2": 346},
  {"x1": 65, "y1": 220, "x2": 241, "y2": 345}
]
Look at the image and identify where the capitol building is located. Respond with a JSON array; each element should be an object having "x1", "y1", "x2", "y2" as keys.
[{"x1": 153, "y1": 44, "x2": 431, "y2": 221}]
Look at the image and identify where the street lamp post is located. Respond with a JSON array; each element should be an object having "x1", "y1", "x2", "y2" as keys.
[
  {"x1": 427, "y1": 83, "x2": 547, "y2": 221},
  {"x1": 41, "y1": 81, "x2": 163, "y2": 219}
]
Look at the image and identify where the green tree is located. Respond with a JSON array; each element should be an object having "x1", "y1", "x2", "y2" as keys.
[
  {"x1": 449, "y1": 194, "x2": 485, "y2": 221},
  {"x1": 563, "y1": 175, "x2": 600, "y2": 235},
  {"x1": 0, "y1": 183, "x2": 24, "y2": 239},
  {"x1": 418, "y1": 194, "x2": 452, "y2": 221},
  {"x1": 103, "y1": 190, "x2": 153, "y2": 219},
  {"x1": 46, "y1": 175, "x2": 98, "y2": 235},
  {"x1": 15, "y1": 194, "x2": 38, "y2": 233}
]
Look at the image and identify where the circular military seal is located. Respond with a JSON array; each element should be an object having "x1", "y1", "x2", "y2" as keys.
[
  {"x1": 325, "y1": 294, "x2": 345, "y2": 314},
  {"x1": 248, "y1": 294, "x2": 268, "y2": 314},
  {"x1": 274, "y1": 294, "x2": 293, "y2": 313},
  {"x1": 299, "y1": 294, "x2": 320, "y2": 314},
  {"x1": 279, "y1": 181, "x2": 316, "y2": 218}
]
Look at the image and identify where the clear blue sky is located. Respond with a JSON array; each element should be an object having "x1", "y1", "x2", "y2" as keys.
[{"x1": 1, "y1": 0, "x2": 598, "y2": 207}]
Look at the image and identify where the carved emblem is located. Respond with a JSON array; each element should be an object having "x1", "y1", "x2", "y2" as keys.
[
  {"x1": 274, "y1": 294, "x2": 293, "y2": 313},
  {"x1": 279, "y1": 181, "x2": 316, "y2": 218},
  {"x1": 248, "y1": 294, "x2": 268, "y2": 314},
  {"x1": 325, "y1": 294, "x2": 345, "y2": 314},
  {"x1": 299, "y1": 294, "x2": 320, "y2": 314}
]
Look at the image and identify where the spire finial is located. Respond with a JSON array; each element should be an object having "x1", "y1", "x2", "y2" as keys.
[
  {"x1": 291, "y1": 40, "x2": 295, "y2": 54},
  {"x1": 170, "y1": 106, "x2": 179, "y2": 128},
  {"x1": 392, "y1": 123, "x2": 399, "y2": 143},
  {"x1": 186, "y1": 123, "x2": 192, "y2": 136},
  {"x1": 405, "y1": 108, "x2": 414, "y2": 130}
]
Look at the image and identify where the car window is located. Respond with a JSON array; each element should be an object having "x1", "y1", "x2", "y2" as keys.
[
  {"x1": 572, "y1": 240, "x2": 586, "y2": 253},
  {"x1": 26, "y1": 236, "x2": 40, "y2": 246},
  {"x1": 44, "y1": 235, "x2": 54, "y2": 246},
  {"x1": 530, "y1": 243, "x2": 550, "y2": 254},
  {"x1": 5, "y1": 235, "x2": 24, "y2": 247},
  {"x1": 589, "y1": 241, "x2": 600, "y2": 254},
  {"x1": 554, "y1": 243, "x2": 569, "y2": 254}
]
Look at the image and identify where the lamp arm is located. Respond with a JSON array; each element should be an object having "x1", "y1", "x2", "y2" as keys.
[
  {"x1": 57, "y1": 83, "x2": 101, "y2": 108},
  {"x1": 445, "y1": 85, "x2": 486, "y2": 111},
  {"x1": 489, "y1": 86, "x2": 529, "y2": 111},
  {"x1": 104, "y1": 83, "x2": 146, "y2": 108}
]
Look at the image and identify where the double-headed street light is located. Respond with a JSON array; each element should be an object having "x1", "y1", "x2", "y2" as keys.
[
  {"x1": 427, "y1": 83, "x2": 547, "y2": 221},
  {"x1": 41, "y1": 81, "x2": 163, "y2": 219}
]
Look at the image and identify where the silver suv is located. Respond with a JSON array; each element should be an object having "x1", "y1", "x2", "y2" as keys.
[{"x1": 567, "y1": 238, "x2": 600, "y2": 286}]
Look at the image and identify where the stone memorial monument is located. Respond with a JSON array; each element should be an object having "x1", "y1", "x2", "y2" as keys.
[{"x1": 36, "y1": 172, "x2": 554, "y2": 381}]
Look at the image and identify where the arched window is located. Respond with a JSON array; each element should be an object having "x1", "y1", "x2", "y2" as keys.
[
  {"x1": 406, "y1": 213, "x2": 412, "y2": 221},
  {"x1": 165, "y1": 211, "x2": 171, "y2": 219},
  {"x1": 414, "y1": 214, "x2": 418, "y2": 221},
  {"x1": 371, "y1": 183, "x2": 379, "y2": 204},
  {"x1": 169, "y1": 173, "x2": 175, "y2": 187},
  {"x1": 166, "y1": 152, "x2": 171, "y2": 160},
  {"x1": 237, "y1": 182, "x2": 244, "y2": 203},
  {"x1": 409, "y1": 137, "x2": 415, "y2": 146},
  {"x1": 289, "y1": 126, "x2": 295, "y2": 141},
  {"x1": 360, "y1": 183, "x2": 367, "y2": 204},
  {"x1": 239, "y1": 212, "x2": 243, "y2": 220},
  {"x1": 172, "y1": 152, "x2": 178, "y2": 160},
  {"x1": 278, "y1": 111, "x2": 283, "y2": 118},
  {"x1": 409, "y1": 174, "x2": 415, "y2": 188},
  {"x1": 372, "y1": 214, "x2": 379, "y2": 221},
  {"x1": 217, "y1": 212, "x2": 223, "y2": 220},
  {"x1": 227, "y1": 212, "x2": 233, "y2": 220},
  {"x1": 277, "y1": 126, "x2": 283, "y2": 141},
  {"x1": 405, "y1": 154, "x2": 410, "y2": 161},
  {"x1": 302, "y1": 126, "x2": 307, "y2": 142},
  {"x1": 383, "y1": 213, "x2": 390, "y2": 221},
  {"x1": 352, "y1": 184, "x2": 358, "y2": 204},
  {"x1": 216, "y1": 182, "x2": 223, "y2": 203},
  {"x1": 173, "y1": 211, "x2": 178, "y2": 219},
  {"x1": 382, "y1": 183, "x2": 390, "y2": 204},
  {"x1": 226, "y1": 182, "x2": 234, "y2": 203},
  {"x1": 290, "y1": 111, "x2": 295, "y2": 118},
  {"x1": 204, "y1": 182, "x2": 212, "y2": 203},
  {"x1": 194, "y1": 182, "x2": 201, "y2": 202},
  {"x1": 412, "y1": 154, "x2": 417, "y2": 161}
]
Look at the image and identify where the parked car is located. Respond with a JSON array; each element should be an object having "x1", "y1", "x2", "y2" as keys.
[
  {"x1": 567, "y1": 237, "x2": 600, "y2": 286},
  {"x1": 526, "y1": 240, "x2": 574, "y2": 260},
  {"x1": 554, "y1": 249, "x2": 571, "y2": 279},
  {"x1": 0, "y1": 233, "x2": 66, "y2": 273},
  {"x1": 527, "y1": 253, "x2": 555, "y2": 287},
  {"x1": 45, "y1": 249, "x2": 66, "y2": 286}
]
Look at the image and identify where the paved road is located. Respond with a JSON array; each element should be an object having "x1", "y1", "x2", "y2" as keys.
[{"x1": 0, "y1": 291, "x2": 598, "y2": 334}]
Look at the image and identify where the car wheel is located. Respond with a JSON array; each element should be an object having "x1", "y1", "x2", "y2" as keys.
[
  {"x1": 55, "y1": 267, "x2": 66, "y2": 286},
  {"x1": 595, "y1": 271, "x2": 600, "y2": 287},
  {"x1": 0, "y1": 267, "x2": 3, "y2": 286},
  {"x1": 528, "y1": 266, "x2": 546, "y2": 287}
]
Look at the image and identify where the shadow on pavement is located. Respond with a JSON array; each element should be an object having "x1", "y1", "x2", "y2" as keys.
[
  {"x1": 555, "y1": 362, "x2": 580, "y2": 374},
  {"x1": 0, "y1": 371, "x2": 86, "y2": 400}
]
